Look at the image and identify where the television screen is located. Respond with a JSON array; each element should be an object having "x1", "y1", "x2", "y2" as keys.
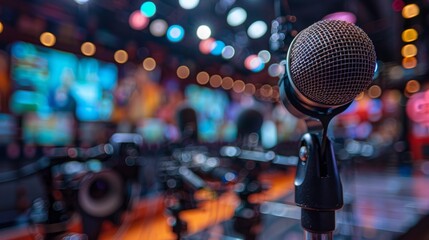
[
  {"x1": 184, "y1": 84, "x2": 230, "y2": 142},
  {"x1": 9, "y1": 41, "x2": 118, "y2": 121},
  {"x1": 22, "y1": 112, "x2": 74, "y2": 146}
]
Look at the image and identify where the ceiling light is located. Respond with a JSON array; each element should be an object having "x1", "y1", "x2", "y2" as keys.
[
  {"x1": 74, "y1": 0, "x2": 89, "y2": 4},
  {"x1": 150, "y1": 19, "x2": 168, "y2": 36},
  {"x1": 129, "y1": 10, "x2": 149, "y2": 30},
  {"x1": 40, "y1": 32, "x2": 56, "y2": 47},
  {"x1": 222, "y1": 45, "x2": 235, "y2": 59},
  {"x1": 81, "y1": 42, "x2": 96, "y2": 56},
  {"x1": 247, "y1": 21, "x2": 267, "y2": 39},
  {"x1": 196, "y1": 71, "x2": 210, "y2": 85},
  {"x1": 196, "y1": 25, "x2": 211, "y2": 40},
  {"x1": 177, "y1": 65, "x2": 190, "y2": 79},
  {"x1": 402, "y1": 3, "x2": 420, "y2": 19},
  {"x1": 401, "y1": 44, "x2": 418, "y2": 57},
  {"x1": 210, "y1": 40, "x2": 225, "y2": 55},
  {"x1": 402, "y1": 28, "x2": 418, "y2": 42},
  {"x1": 179, "y1": 0, "x2": 199, "y2": 9},
  {"x1": 227, "y1": 7, "x2": 247, "y2": 27},
  {"x1": 167, "y1": 25, "x2": 185, "y2": 42},
  {"x1": 114, "y1": 50, "x2": 128, "y2": 64},
  {"x1": 140, "y1": 1, "x2": 156, "y2": 18},
  {"x1": 143, "y1": 57, "x2": 157, "y2": 71}
]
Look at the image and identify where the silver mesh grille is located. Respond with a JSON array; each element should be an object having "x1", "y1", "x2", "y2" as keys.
[{"x1": 288, "y1": 20, "x2": 376, "y2": 106}]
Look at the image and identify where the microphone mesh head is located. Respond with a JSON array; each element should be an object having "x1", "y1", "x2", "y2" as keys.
[{"x1": 288, "y1": 20, "x2": 376, "y2": 106}]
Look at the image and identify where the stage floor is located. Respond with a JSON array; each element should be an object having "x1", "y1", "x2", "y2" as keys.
[{"x1": 2, "y1": 161, "x2": 429, "y2": 240}]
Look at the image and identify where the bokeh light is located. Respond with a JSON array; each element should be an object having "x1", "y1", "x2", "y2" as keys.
[
  {"x1": 258, "y1": 50, "x2": 271, "y2": 63},
  {"x1": 129, "y1": 10, "x2": 149, "y2": 30},
  {"x1": 143, "y1": 57, "x2": 157, "y2": 71},
  {"x1": 0, "y1": 22, "x2": 4, "y2": 34},
  {"x1": 196, "y1": 25, "x2": 211, "y2": 40},
  {"x1": 167, "y1": 25, "x2": 185, "y2": 42},
  {"x1": 74, "y1": 0, "x2": 89, "y2": 4},
  {"x1": 402, "y1": 3, "x2": 420, "y2": 19},
  {"x1": 150, "y1": 19, "x2": 168, "y2": 36},
  {"x1": 81, "y1": 42, "x2": 96, "y2": 56},
  {"x1": 402, "y1": 28, "x2": 418, "y2": 42},
  {"x1": 196, "y1": 71, "x2": 210, "y2": 85},
  {"x1": 179, "y1": 0, "x2": 199, "y2": 9},
  {"x1": 323, "y1": 11, "x2": 357, "y2": 23},
  {"x1": 244, "y1": 55, "x2": 264, "y2": 72},
  {"x1": 401, "y1": 44, "x2": 418, "y2": 57},
  {"x1": 40, "y1": 32, "x2": 56, "y2": 47},
  {"x1": 227, "y1": 7, "x2": 247, "y2": 27},
  {"x1": 247, "y1": 21, "x2": 268, "y2": 39},
  {"x1": 211, "y1": 40, "x2": 225, "y2": 56},
  {"x1": 402, "y1": 57, "x2": 417, "y2": 69},
  {"x1": 222, "y1": 45, "x2": 235, "y2": 59},
  {"x1": 244, "y1": 83, "x2": 256, "y2": 95},
  {"x1": 140, "y1": 1, "x2": 156, "y2": 18},
  {"x1": 114, "y1": 50, "x2": 128, "y2": 64},
  {"x1": 368, "y1": 85, "x2": 382, "y2": 98},
  {"x1": 232, "y1": 80, "x2": 245, "y2": 93},
  {"x1": 209, "y1": 74, "x2": 222, "y2": 88},
  {"x1": 268, "y1": 63, "x2": 285, "y2": 77},
  {"x1": 221, "y1": 77, "x2": 234, "y2": 90},
  {"x1": 406, "y1": 80, "x2": 420, "y2": 93},
  {"x1": 199, "y1": 38, "x2": 215, "y2": 55},
  {"x1": 177, "y1": 65, "x2": 190, "y2": 79},
  {"x1": 260, "y1": 84, "x2": 274, "y2": 98}
]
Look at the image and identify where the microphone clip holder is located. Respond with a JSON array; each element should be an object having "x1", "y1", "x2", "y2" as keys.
[{"x1": 295, "y1": 133, "x2": 343, "y2": 238}]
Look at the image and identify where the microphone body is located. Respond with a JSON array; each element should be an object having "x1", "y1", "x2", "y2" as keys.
[
  {"x1": 279, "y1": 20, "x2": 376, "y2": 121},
  {"x1": 277, "y1": 19, "x2": 376, "y2": 238}
]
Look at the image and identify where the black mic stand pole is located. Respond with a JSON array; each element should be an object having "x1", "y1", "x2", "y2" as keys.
[
  {"x1": 279, "y1": 74, "x2": 351, "y2": 240},
  {"x1": 294, "y1": 113, "x2": 346, "y2": 240}
]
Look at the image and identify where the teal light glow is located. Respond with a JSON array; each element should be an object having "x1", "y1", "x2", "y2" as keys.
[
  {"x1": 140, "y1": 1, "x2": 156, "y2": 18},
  {"x1": 210, "y1": 40, "x2": 225, "y2": 56},
  {"x1": 167, "y1": 25, "x2": 185, "y2": 42}
]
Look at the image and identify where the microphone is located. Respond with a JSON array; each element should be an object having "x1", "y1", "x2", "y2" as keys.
[
  {"x1": 279, "y1": 19, "x2": 376, "y2": 122},
  {"x1": 277, "y1": 20, "x2": 377, "y2": 238}
]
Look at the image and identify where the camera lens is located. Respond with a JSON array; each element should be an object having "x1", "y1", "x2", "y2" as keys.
[{"x1": 89, "y1": 178, "x2": 110, "y2": 200}]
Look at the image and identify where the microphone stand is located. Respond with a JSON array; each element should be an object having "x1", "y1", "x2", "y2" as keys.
[
  {"x1": 295, "y1": 131, "x2": 342, "y2": 240},
  {"x1": 279, "y1": 72, "x2": 353, "y2": 239}
]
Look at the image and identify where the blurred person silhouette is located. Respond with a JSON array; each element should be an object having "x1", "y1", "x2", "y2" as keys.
[{"x1": 176, "y1": 104, "x2": 199, "y2": 146}]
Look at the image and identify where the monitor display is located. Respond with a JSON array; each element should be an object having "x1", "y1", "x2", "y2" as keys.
[
  {"x1": 184, "y1": 84, "x2": 230, "y2": 142},
  {"x1": 9, "y1": 41, "x2": 118, "y2": 121},
  {"x1": 22, "y1": 112, "x2": 74, "y2": 146}
]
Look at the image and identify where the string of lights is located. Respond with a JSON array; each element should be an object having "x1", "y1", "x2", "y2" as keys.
[
  {"x1": 0, "y1": 0, "x2": 281, "y2": 101},
  {"x1": 400, "y1": 1, "x2": 422, "y2": 96}
]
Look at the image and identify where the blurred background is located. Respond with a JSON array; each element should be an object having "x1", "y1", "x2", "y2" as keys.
[{"x1": 0, "y1": 0, "x2": 429, "y2": 239}]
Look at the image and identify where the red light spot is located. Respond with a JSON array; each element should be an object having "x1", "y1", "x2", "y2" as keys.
[
  {"x1": 129, "y1": 10, "x2": 149, "y2": 30},
  {"x1": 407, "y1": 90, "x2": 429, "y2": 125},
  {"x1": 199, "y1": 38, "x2": 215, "y2": 54}
]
